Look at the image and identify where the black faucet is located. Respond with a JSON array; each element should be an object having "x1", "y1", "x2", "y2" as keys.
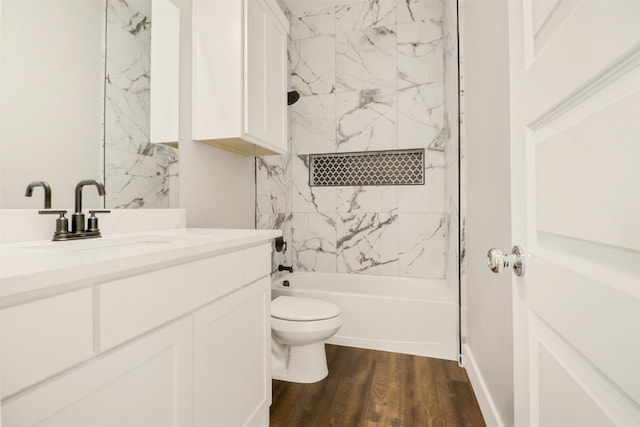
[
  {"x1": 25, "y1": 181, "x2": 51, "y2": 208},
  {"x1": 72, "y1": 180, "x2": 106, "y2": 233},
  {"x1": 278, "y1": 265, "x2": 293, "y2": 273},
  {"x1": 39, "y1": 179, "x2": 110, "y2": 241}
]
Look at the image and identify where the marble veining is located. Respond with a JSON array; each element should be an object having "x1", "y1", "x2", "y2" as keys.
[
  {"x1": 256, "y1": 155, "x2": 291, "y2": 214},
  {"x1": 398, "y1": 166, "x2": 444, "y2": 212},
  {"x1": 398, "y1": 82, "x2": 444, "y2": 151},
  {"x1": 398, "y1": 0, "x2": 443, "y2": 24},
  {"x1": 337, "y1": 211, "x2": 399, "y2": 275},
  {"x1": 292, "y1": 213, "x2": 338, "y2": 272},
  {"x1": 291, "y1": 94, "x2": 337, "y2": 154},
  {"x1": 337, "y1": 186, "x2": 399, "y2": 213},
  {"x1": 335, "y1": 0, "x2": 396, "y2": 33},
  {"x1": 104, "y1": 0, "x2": 151, "y2": 155},
  {"x1": 399, "y1": 213, "x2": 445, "y2": 277},
  {"x1": 104, "y1": 145, "x2": 177, "y2": 209},
  {"x1": 337, "y1": 89, "x2": 397, "y2": 152},
  {"x1": 104, "y1": 0, "x2": 179, "y2": 209},
  {"x1": 336, "y1": 26, "x2": 396, "y2": 92},
  {"x1": 291, "y1": 7, "x2": 336, "y2": 40},
  {"x1": 257, "y1": 0, "x2": 454, "y2": 280},
  {"x1": 443, "y1": 0, "x2": 461, "y2": 292},
  {"x1": 292, "y1": 155, "x2": 337, "y2": 212},
  {"x1": 290, "y1": 36, "x2": 336, "y2": 95},
  {"x1": 397, "y1": 20, "x2": 443, "y2": 88}
]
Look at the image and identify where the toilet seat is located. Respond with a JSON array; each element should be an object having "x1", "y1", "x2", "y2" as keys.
[{"x1": 271, "y1": 296, "x2": 340, "y2": 321}]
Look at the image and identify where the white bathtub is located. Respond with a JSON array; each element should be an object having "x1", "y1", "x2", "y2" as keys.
[{"x1": 272, "y1": 272, "x2": 458, "y2": 361}]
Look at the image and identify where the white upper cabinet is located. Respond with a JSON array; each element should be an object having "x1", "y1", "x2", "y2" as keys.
[{"x1": 193, "y1": 0, "x2": 289, "y2": 156}]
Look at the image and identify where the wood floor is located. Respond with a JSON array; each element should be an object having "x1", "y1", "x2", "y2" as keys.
[{"x1": 270, "y1": 345, "x2": 485, "y2": 427}]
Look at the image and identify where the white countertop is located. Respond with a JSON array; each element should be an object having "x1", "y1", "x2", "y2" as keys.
[{"x1": 0, "y1": 228, "x2": 280, "y2": 303}]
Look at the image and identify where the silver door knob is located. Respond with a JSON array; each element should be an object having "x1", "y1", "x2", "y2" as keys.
[{"x1": 487, "y1": 246, "x2": 526, "y2": 277}]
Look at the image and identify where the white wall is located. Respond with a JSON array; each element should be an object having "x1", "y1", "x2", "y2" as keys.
[
  {"x1": 463, "y1": 1, "x2": 514, "y2": 426},
  {"x1": 0, "y1": 0, "x2": 104, "y2": 209},
  {"x1": 176, "y1": 0, "x2": 256, "y2": 228}
]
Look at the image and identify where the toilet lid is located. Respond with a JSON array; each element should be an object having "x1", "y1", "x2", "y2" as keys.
[{"x1": 271, "y1": 296, "x2": 340, "y2": 321}]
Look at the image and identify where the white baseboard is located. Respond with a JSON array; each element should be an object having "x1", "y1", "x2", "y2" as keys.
[
  {"x1": 327, "y1": 336, "x2": 457, "y2": 361},
  {"x1": 462, "y1": 344, "x2": 505, "y2": 427}
]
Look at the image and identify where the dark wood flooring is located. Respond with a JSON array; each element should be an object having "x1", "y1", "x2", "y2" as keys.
[{"x1": 270, "y1": 345, "x2": 485, "y2": 427}]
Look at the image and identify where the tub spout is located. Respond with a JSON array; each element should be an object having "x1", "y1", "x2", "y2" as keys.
[{"x1": 278, "y1": 265, "x2": 293, "y2": 273}]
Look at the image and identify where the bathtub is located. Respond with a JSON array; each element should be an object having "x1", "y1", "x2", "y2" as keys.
[{"x1": 272, "y1": 272, "x2": 458, "y2": 361}]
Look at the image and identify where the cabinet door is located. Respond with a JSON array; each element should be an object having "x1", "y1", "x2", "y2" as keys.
[
  {"x1": 264, "y1": 3, "x2": 287, "y2": 152},
  {"x1": 245, "y1": 0, "x2": 288, "y2": 153},
  {"x1": 245, "y1": 0, "x2": 268, "y2": 143},
  {"x1": 2, "y1": 318, "x2": 193, "y2": 427},
  {"x1": 194, "y1": 277, "x2": 271, "y2": 427},
  {"x1": 1, "y1": 289, "x2": 93, "y2": 399}
]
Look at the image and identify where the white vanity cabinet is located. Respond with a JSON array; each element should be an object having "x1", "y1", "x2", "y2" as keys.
[
  {"x1": 2, "y1": 318, "x2": 194, "y2": 427},
  {"x1": 194, "y1": 277, "x2": 271, "y2": 427},
  {"x1": 0, "y1": 289, "x2": 94, "y2": 400},
  {"x1": 193, "y1": 0, "x2": 289, "y2": 156},
  {"x1": 1, "y1": 238, "x2": 274, "y2": 427}
]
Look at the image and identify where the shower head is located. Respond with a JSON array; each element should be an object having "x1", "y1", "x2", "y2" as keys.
[{"x1": 287, "y1": 90, "x2": 300, "y2": 106}]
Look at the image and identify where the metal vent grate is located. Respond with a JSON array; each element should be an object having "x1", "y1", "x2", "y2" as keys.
[{"x1": 309, "y1": 149, "x2": 424, "y2": 187}]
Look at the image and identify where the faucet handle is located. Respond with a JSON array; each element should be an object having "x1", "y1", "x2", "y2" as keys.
[
  {"x1": 38, "y1": 209, "x2": 67, "y2": 215},
  {"x1": 87, "y1": 210, "x2": 111, "y2": 233},
  {"x1": 39, "y1": 210, "x2": 70, "y2": 240},
  {"x1": 278, "y1": 265, "x2": 293, "y2": 273}
]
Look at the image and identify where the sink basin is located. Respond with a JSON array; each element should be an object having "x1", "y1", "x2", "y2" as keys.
[{"x1": 22, "y1": 235, "x2": 186, "y2": 253}]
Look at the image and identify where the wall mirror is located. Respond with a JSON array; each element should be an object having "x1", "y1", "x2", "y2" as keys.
[{"x1": 0, "y1": 0, "x2": 180, "y2": 210}]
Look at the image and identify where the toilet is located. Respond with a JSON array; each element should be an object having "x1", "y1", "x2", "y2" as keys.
[{"x1": 271, "y1": 296, "x2": 341, "y2": 383}]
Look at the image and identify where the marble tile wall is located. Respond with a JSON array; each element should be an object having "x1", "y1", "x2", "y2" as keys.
[
  {"x1": 452, "y1": 0, "x2": 467, "y2": 343},
  {"x1": 443, "y1": 0, "x2": 459, "y2": 293},
  {"x1": 258, "y1": 0, "x2": 456, "y2": 280},
  {"x1": 104, "y1": 0, "x2": 179, "y2": 209}
]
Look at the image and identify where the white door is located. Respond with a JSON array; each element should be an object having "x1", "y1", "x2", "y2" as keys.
[{"x1": 507, "y1": 1, "x2": 640, "y2": 425}]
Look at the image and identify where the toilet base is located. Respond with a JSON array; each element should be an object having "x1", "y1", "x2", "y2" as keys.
[{"x1": 272, "y1": 341, "x2": 328, "y2": 383}]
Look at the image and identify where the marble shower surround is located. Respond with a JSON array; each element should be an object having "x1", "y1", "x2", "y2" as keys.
[
  {"x1": 443, "y1": 0, "x2": 460, "y2": 289},
  {"x1": 104, "y1": 0, "x2": 179, "y2": 209},
  {"x1": 258, "y1": 0, "x2": 450, "y2": 280}
]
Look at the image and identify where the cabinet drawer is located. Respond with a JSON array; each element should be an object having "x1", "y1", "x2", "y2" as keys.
[
  {"x1": 100, "y1": 250, "x2": 245, "y2": 350},
  {"x1": 1, "y1": 289, "x2": 93, "y2": 398}
]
